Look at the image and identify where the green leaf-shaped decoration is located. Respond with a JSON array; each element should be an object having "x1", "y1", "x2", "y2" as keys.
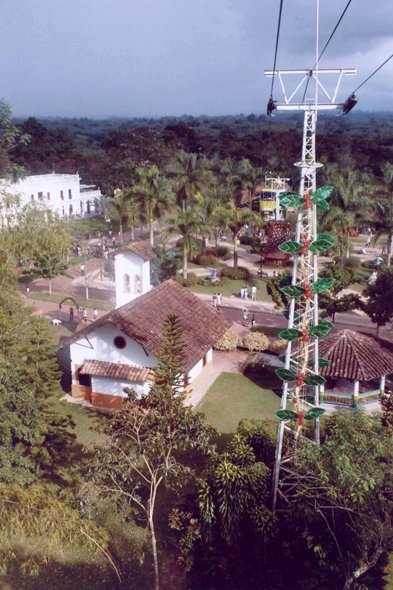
[
  {"x1": 279, "y1": 191, "x2": 304, "y2": 209},
  {"x1": 282, "y1": 309, "x2": 300, "y2": 320},
  {"x1": 319, "y1": 319, "x2": 334, "y2": 329},
  {"x1": 275, "y1": 368, "x2": 297, "y2": 381},
  {"x1": 317, "y1": 233, "x2": 334, "y2": 244},
  {"x1": 275, "y1": 409, "x2": 298, "y2": 421},
  {"x1": 303, "y1": 407, "x2": 326, "y2": 420},
  {"x1": 278, "y1": 329, "x2": 302, "y2": 342},
  {"x1": 307, "y1": 357, "x2": 332, "y2": 367},
  {"x1": 308, "y1": 239, "x2": 333, "y2": 253},
  {"x1": 278, "y1": 240, "x2": 303, "y2": 254},
  {"x1": 304, "y1": 374, "x2": 327, "y2": 386},
  {"x1": 311, "y1": 278, "x2": 335, "y2": 293},
  {"x1": 308, "y1": 323, "x2": 333, "y2": 338},
  {"x1": 310, "y1": 186, "x2": 334, "y2": 202},
  {"x1": 279, "y1": 275, "x2": 293, "y2": 287},
  {"x1": 317, "y1": 199, "x2": 330, "y2": 212},
  {"x1": 281, "y1": 285, "x2": 306, "y2": 298},
  {"x1": 278, "y1": 355, "x2": 286, "y2": 363}
]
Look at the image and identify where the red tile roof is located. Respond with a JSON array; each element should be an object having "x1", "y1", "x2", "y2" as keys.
[
  {"x1": 59, "y1": 279, "x2": 231, "y2": 371},
  {"x1": 319, "y1": 329, "x2": 393, "y2": 381},
  {"x1": 114, "y1": 243, "x2": 156, "y2": 261},
  {"x1": 80, "y1": 360, "x2": 154, "y2": 383}
]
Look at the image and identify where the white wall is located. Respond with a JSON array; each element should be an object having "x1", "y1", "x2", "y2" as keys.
[
  {"x1": 1, "y1": 173, "x2": 101, "y2": 219},
  {"x1": 91, "y1": 376, "x2": 148, "y2": 398},
  {"x1": 115, "y1": 250, "x2": 151, "y2": 308},
  {"x1": 70, "y1": 323, "x2": 157, "y2": 384}
]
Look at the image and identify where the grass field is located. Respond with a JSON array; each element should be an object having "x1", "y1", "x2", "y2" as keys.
[
  {"x1": 28, "y1": 292, "x2": 114, "y2": 312},
  {"x1": 195, "y1": 372, "x2": 280, "y2": 434},
  {"x1": 189, "y1": 277, "x2": 272, "y2": 303}
]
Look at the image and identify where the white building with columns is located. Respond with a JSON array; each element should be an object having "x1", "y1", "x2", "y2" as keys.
[
  {"x1": 60, "y1": 243, "x2": 231, "y2": 410},
  {"x1": 1, "y1": 172, "x2": 102, "y2": 219}
]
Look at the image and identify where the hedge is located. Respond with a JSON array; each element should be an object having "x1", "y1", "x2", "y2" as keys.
[
  {"x1": 242, "y1": 332, "x2": 270, "y2": 352},
  {"x1": 220, "y1": 266, "x2": 251, "y2": 280},
  {"x1": 214, "y1": 329, "x2": 239, "y2": 351}
]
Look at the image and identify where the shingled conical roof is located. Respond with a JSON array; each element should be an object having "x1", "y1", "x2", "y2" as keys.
[{"x1": 319, "y1": 329, "x2": 393, "y2": 381}]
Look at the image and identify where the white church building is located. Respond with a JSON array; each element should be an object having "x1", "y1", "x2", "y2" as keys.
[
  {"x1": 60, "y1": 243, "x2": 231, "y2": 410},
  {"x1": 1, "y1": 172, "x2": 102, "y2": 220}
]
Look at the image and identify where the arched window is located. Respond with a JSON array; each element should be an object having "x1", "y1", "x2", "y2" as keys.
[
  {"x1": 134, "y1": 274, "x2": 142, "y2": 294},
  {"x1": 124, "y1": 274, "x2": 130, "y2": 293}
]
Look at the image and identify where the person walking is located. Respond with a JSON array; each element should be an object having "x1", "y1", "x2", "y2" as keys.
[
  {"x1": 69, "y1": 307, "x2": 74, "y2": 322},
  {"x1": 82, "y1": 308, "x2": 87, "y2": 322},
  {"x1": 212, "y1": 293, "x2": 217, "y2": 307},
  {"x1": 93, "y1": 308, "x2": 98, "y2": 321},
  {"x1": 244, "y1": 287, "x2": 248, "y2": 300},
  {"x1": 382, "y1": 245, "x2": 387, "y2": 255},
  {"x1": 243, "y1": 309, "x2": 248, "y2": 326},
  {"x1": 217, "y1": 293, "x2": 222, "y2": 305},
  {"x1": 80, "y1": 263, "x2": 85, "y2": 277},
  {"x1": 240, "y1": 287, "x2": 244, "y2": 299},
  {"x1": 251, "y1": 285, "x2": 257, "y2": 301},
  {"x1": 251, "y1": 314, "x2": 256, "y2": 327}
]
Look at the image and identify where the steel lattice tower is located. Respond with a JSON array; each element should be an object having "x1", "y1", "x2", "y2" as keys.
[{"x1": 264, "y1": 68, "x2": 356, "y2": 510}]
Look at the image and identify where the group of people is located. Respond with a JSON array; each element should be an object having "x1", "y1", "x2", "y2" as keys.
[
  {"x1": 239, "y1": 285, "x2": 257, "y2": 301},
  {"x1": 69, "y1": 307, "x2": 98, "y2": 322},
  {"x1": 242, "y1": 310, "x2": 256, "y2": 326}
]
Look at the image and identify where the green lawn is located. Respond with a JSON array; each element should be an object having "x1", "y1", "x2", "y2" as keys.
[
  {"x1": 189, "y1": 277, "x2": 272, "y2": 303},
  {"x1": 27, "y1": 292, "x2": 115, "y2": 312},
  {"x1": 195, "y1": 372, "x2": 280, "y2": 434}
]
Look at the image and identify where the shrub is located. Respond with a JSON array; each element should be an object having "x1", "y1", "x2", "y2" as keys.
[
  {"x1": 207, "y1": 246, "x2": 229, "y2": 258},
  {"x1": 220, "y1": 266, "x2": 251, "y2": 280},
  {"x1": 214, "y1": 329, "x2": 239, "y2": 351},
  {"x1": 242, "y1": 332, "x2": 270, "y2": 352},
  {"x1": 239, "y1": 235, "x2": 258, "y2": 246},
  {"x1": 268, "y1": 339, "x2": 287, "y2": 354},
  {"x1": 193, "y1": 254, "x2": 220, "y2": 267},
  {"x1": 344, "y1": 256, "x2": 361, "y2": 269},
  {"x1": 174, "y1": 273, "x2": 198, "y2": 287},
  {"x1": 197, "y1": 277, "x2": 230, "y2": 287}
]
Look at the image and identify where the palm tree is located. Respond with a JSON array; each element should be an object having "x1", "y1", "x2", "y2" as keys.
[
  {"x1": 322, "y1": 166, "x2": 373, "y2": 259},
  {"x1": 165, "y1": 152, "x2": 214, "y2": 210},
  {"x1": 229, "y1": 159, "x2": 264, "y2": 205},
  {"x1": 371, "y1": 164, "x2": 393, "y2": 266},
  {"x1": 162, "y1": 208, "x2": 205, "y2": 279},
  {"x1": 229, "y1": 159, "x2": 264, "y2": 234},
  {"x1": 213, "y1": 204, "x2": 261, "y2": 269},
  {"x1": 199, "y1": 183, "x2": 234, "y2": 255},
  {"x1": 134, "y1": 166, "x2": 175, "y2": 246},
  {"x1": 107, "y1": 191, "x2": 129, "y2": 243},
  {"x1": 122, "y1": 188, "x2": 140, "y2": 242}
]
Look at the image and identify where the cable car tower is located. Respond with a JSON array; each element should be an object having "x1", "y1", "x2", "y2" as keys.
[{"x1": 265, "y1": 67, "x2": 356, "y2": 511}]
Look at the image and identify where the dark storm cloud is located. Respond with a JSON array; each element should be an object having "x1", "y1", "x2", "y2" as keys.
[{"x1": 0, "y1": 0, "x2": 392, "y2": 117}]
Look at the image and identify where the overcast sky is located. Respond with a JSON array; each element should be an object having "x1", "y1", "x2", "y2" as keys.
[{"x1": 1, "y1": 0, "x2": 392, "y2": 118}]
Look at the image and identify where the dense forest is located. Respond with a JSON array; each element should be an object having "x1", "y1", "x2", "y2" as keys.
[{"x1": 9, "y1": 111, "x2": 393, "y2": 194}]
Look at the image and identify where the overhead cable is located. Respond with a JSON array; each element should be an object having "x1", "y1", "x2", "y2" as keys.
[
  {"x1": 312, "y1": 0, "x2": 353, "y2": 69},
  {"x1": 269, "y1": 0, "x2": 284, "y2": 99},
  {"x1": 352, "y1": 53, "x2": 393, "y2": 94}
]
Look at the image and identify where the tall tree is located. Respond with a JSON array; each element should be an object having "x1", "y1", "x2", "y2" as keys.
[
  {"x1": 134, "y1": 165, "x2": 175, "y2": 246},
  {"x1": 294, "y1": 410, "x2": 393, "y2": 590},
  {"x1": 322, "y1": 166, "x2": 373, "y2": 259},
  {"x1": 363, "y1": 266, "x2": 393, "y2": 335},
  {"x1": 107, "y1": 190, "x2": 130, "y2": 243},
  {"x1": 154, "y1": 312, "x2": 186, "y2": 396},
  {"x1": 213, "y1": 203, "x2": 261, "y2": 268},
  {"x1": 90, "y1": 316, "x2": 216, "y2": 590},
  {"x1": 165, "y1": 152, "x2": 214, "y2": 210},
  {"x1": 162, "y1": 207, "x2": 206, "y2": 279},
  {"x1": 371, "y1": 163, "x2": 393, "y2": 266},
  {"x1": 29, "y1": 219, "x2": 70, "y2": 295}
]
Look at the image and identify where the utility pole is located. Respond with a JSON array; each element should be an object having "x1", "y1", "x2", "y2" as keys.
[{"x1": 265, "y1": 68, "x2": 356, "y2": 511}]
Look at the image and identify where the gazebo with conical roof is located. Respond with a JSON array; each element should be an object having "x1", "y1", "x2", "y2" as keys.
[{"x1": 318, "y1": 329, "x2": 393, "y2": 407}]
